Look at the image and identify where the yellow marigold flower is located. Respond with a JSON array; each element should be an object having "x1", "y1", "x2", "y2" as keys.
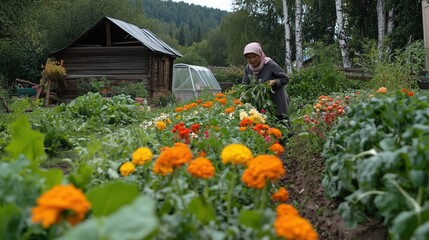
[
  {"x1": 132, "y1": 147, "x2": 153, "y2": 166},
  {"x1": 156, "y1": 121, "x2": 166, "y2": 131},
  {"x1": 187, "y1": 157, "x2": 215, "y2": 179},
  {"x1": 276, "y1": 203, "x2": 299, "y2": 217},
  {"x1": 153, "y1": 142, "x2": 193, "y2": 176},
  {"x1": 166, "y1": 118, "x2": 172, "y2": 124},
  {"x1": 271, "y1": 187, "x2": 289, "y2": 202},
  {"x1": 269, "y1": 143, "x2": 285, "y2": 156},
  {"x1": 274, "y1": 215, "x2": 318, "y2": 240},
  {"x1": 241, "y1": 155, "x2": 286, "y2": 189},
  {"x1": 239, "y1": 111, "x2": 249, "y2": 120},
  {"x1": 376, "y1": 87, "x2": 387, "y2": 93},
  {"x1": 31, "y1": 185, "x2": 91, "y2": 228},
  {"x1": 268, "y1": 128, "x2": 282, "y2": 138},
  {"x1": 120, "y1": 162, "x2": 136, "y2": 176},
  {"x1": 220, "y1": 143, "x2": 253, "y2": 165}
]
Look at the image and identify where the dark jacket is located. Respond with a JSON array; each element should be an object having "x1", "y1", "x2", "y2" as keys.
[{"x1": 242, "y1": 60, "x2": 290, "y2": 116}]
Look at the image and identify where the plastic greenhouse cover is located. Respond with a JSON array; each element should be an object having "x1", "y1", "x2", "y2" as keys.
[{"x1": 173, "y1": 64, "x2": 221, "y2": 91}]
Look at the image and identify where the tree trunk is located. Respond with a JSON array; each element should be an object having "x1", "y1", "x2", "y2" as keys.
[
  {"x1": 335, "y1": 0, "x2": 351, "y2": 68},
  {"x1": 295, "y1": 0, "x2": 303, "y2": 71},
  {"x1": 377, "y1": 0, "x2": 386, "y2": 59},
  {"x1": 387, "y1": 8, "x2": 394, "y2": 34},
  {"x1": 282, "y1": 0, "x2": 292, "y2": 74}
]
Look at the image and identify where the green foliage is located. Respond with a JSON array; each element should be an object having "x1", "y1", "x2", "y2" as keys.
[
  {"x1": 59, "y1": 195, "x2": 159, "y2": 240},
  {"x1": 355, "y1": 40, "x2": 426, "y2": 91},
  {"x1": 229, "y1": 81, "x2": 276, "y2": 117},
  {"x1": 112, "y1": 82, "x2": 148, "y2": 98},
  {"x1": 76, "y1": 77, "x2": 111, "y2": 95},
  {"x1": 322, "y1": 90, "x2": 429, "y2": 237},
  {"x1": 5, "y1": 116, "x2": 46, "y2": 163},
  {"x1": 288, "y1": 43, "x2": 361, "y2": 106},
  {"x1": 212, "y1": 66, "x2": 243, "y2": 84},
  {"x1": 87, "y1": 182, "x2": 140, "y2": 217},
  {"x1": 150, "y1": 89, "x2": 177, "y2": 108}
]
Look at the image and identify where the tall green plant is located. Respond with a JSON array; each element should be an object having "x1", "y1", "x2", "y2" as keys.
[{"x1": 355, "y1": 40, "x2": 426, "y2": 91}]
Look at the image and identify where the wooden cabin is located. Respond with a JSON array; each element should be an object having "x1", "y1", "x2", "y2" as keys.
[{"x1": 49, "y1": 16, "x2": 182, "y2": 100}]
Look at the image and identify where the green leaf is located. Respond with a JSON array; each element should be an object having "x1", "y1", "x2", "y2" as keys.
[
  {"x1": 187, "y1": 196, "x2": 215, "y2": 224},
  {"x1": 59, "y1": 196, "x2": 158, "y2": 240},
  {"x1": 68, "y1": 163, "x2": 95, "y2": 190},
  {"x1": 38, "y1": 168, "x2": 64, "y2": 189},
  {"x1": 86, "y1": 181, "x2": 140, "y2": 217},
  {"x1": 5, "y1": 116, "x2": 46, "y2": 163},
  {"x1": 413, "y1": 221, "x2": 429, "y2": 240},
  {"x1": 238, "y1": 209, "x2": 263, "y2": 229},
  {"x1": 0, "y1": 204, "x2": 21, "y2": 240}
]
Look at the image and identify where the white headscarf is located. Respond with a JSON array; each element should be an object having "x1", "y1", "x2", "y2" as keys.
[{"x1": 243, "y1": 42, "x2": 271, "y2": 74}]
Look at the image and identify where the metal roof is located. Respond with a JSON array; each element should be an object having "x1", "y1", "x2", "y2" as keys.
[
  {"x1": 51, "y1": 16, "x2": 182, "y2": 58},
  {"x1": 107, "y1": 17, "x2": 182, "y2": 57}
]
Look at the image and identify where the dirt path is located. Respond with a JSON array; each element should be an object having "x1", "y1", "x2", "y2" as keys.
[{"x1": 281, "y1": 137, "x2": 388, "y2": 239}]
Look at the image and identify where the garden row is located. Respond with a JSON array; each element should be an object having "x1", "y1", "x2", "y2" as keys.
[{"x1": 0, "y1": 91, "x2": 317, "y2": 240}]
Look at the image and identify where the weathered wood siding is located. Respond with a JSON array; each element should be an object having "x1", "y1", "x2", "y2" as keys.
[{"x1": 52, "y1": 46, "x2": 174, "y2": 99}]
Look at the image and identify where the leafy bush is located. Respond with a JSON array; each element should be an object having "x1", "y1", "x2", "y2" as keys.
[
  {"x1": 322, "y1": 90, "x2": 429, "y2": 238},
  {"x1": 355, "y1": 39, "x2": 426, "y2": 91},
  {"x1": 212, "y1": 66, "x2": 243, "y2": 84},
  {"x1": 288, "y1": 43, "x2": 361, "y2": 106},
  {"x1": 112, "y1": 82, "x2": 148, "y2": 98},
  {"x1": 149, "y1": 89, "x2": 176, "y2": 107},
  {"x1": 76, "y1": 77, "x2": 111, "y2": 95}
]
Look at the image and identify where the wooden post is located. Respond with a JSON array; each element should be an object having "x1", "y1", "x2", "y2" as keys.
[
  {"x1": 44, "y1": 79, "x2": 51, "y2": 106},
  {"x1": 422, "y1": 1, "x2": 429, "y2": 71}
]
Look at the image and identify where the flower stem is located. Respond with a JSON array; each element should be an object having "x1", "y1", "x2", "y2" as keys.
[
  {"x1": 226, "y1": 166, "x2": 237, "y2": 219},
  {"x1": 259, "y1": 184, "x2": 268, "y2": 210}
]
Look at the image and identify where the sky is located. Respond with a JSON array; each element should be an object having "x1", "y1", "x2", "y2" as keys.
[{"x1": 171, "y1": 0, "x2": 234, "y2": 12}]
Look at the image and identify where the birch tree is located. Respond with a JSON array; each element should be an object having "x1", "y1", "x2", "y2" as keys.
[
  {"x1": 282, "y1": 0, "x2": 292, "y2": 74},
  {"x1": 377, "y1": 0, "x2": 386, "y2": 58},
  {"x1": 335, "y1": 0, "x2": 351, "y2": 68},
  {"x1": 295, "y1": 0, "x2": 303, "y2": 71}
]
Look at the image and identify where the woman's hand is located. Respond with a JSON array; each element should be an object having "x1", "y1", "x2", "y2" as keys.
[{"x1": 268, "y1": 79, "x2": 276, "y2": 87}]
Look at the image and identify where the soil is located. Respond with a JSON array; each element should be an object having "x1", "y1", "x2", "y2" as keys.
[{"x1": 281, "y1": 136, "x2": 388, "y2": 240}]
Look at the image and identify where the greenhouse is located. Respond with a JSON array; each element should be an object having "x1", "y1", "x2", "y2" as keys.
[{"x1": 172, "y1": 64, "x2": 222, "y2": 103}]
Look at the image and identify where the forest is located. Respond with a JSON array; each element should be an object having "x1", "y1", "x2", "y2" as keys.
[{"x1": 0, "y1": 0, "x2": 423, "y2": 89}]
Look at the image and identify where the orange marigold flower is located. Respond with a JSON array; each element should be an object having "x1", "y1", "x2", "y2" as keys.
[
  {"x1": 240, "y1": 118, "x2": 253, "y2": 127},
  {"x1": 408, "y1": 91, "x2": 414, "y2": 97},
  {"x1": 132, "y1": 147, "x2": 153, "y2": 166},
  {"x1": 276, "y1": 203, "x2": 299, "y2": 217},
  {"x1": 153, "y1": 142, "x2": 193, "y2": 175},
  {"x1": 233, "y1": 98, "x2": 243, "y2": 105},
  {"x1": 269, "y1": 143, "x2": 285, "y2": 156},
  {"x1": 220, "y1": 143, "x2": 253, "y2": 165},
  {"x1": 242, "y1": 155, "x2": 286, "y2": 189},
  {"x1": 271, "y1": 187, "x2": 289, "y2": 202},
  {"x1": 156, "y1": 121, "x2": 166, "y2": 131},
  {"x1": 198, "y1": 150, "x2": 207, "y2": 157},
  {"x1": 376, "y1": 87, "x2": 387, "y2": 93},
  {"x1": 215, "y1": 93, "x2": 226, "y2": 98},
  {"x1": 239, "y1": 126, "x2": 247, "y2": 131},
  {"x1": 120, "y1": 162, "x2": 136, "y2": 176},
  {"x1": 175, "y1": 107, "x2": 184, "y2": 112},
  {"x1": 268, "y1": 128, "x2": 282, "y2": 138},
  {"x1": 274, "y1": 215, "x2": 318, "y2": 240},
  {"x1": 401, "y1": 89, "x2": 408, "y2": 92},
  {"x1": 31, "y1": 185, "x2": 91, "y2": 228},
  {"x1": 187, "y1": 157, "x2": 215, "y2": 179},
  {"x1": 224, "y1": 106, "x2": 235, "y2": 114},
  {"x1": 202, "y1": 101, "x2": 213, "y2": 108},
  {"x1": 215, "y1": 97, "x2": 227, "y2": 105}
]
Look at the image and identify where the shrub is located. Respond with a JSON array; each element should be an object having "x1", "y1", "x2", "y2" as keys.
[{"x1": 112, "y1": 82, "x2": 148, "y2": 99}]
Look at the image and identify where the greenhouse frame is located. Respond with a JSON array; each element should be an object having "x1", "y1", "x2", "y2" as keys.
[{"x1": 172, "y1": 64, "x2": 222, "y2": 103}]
